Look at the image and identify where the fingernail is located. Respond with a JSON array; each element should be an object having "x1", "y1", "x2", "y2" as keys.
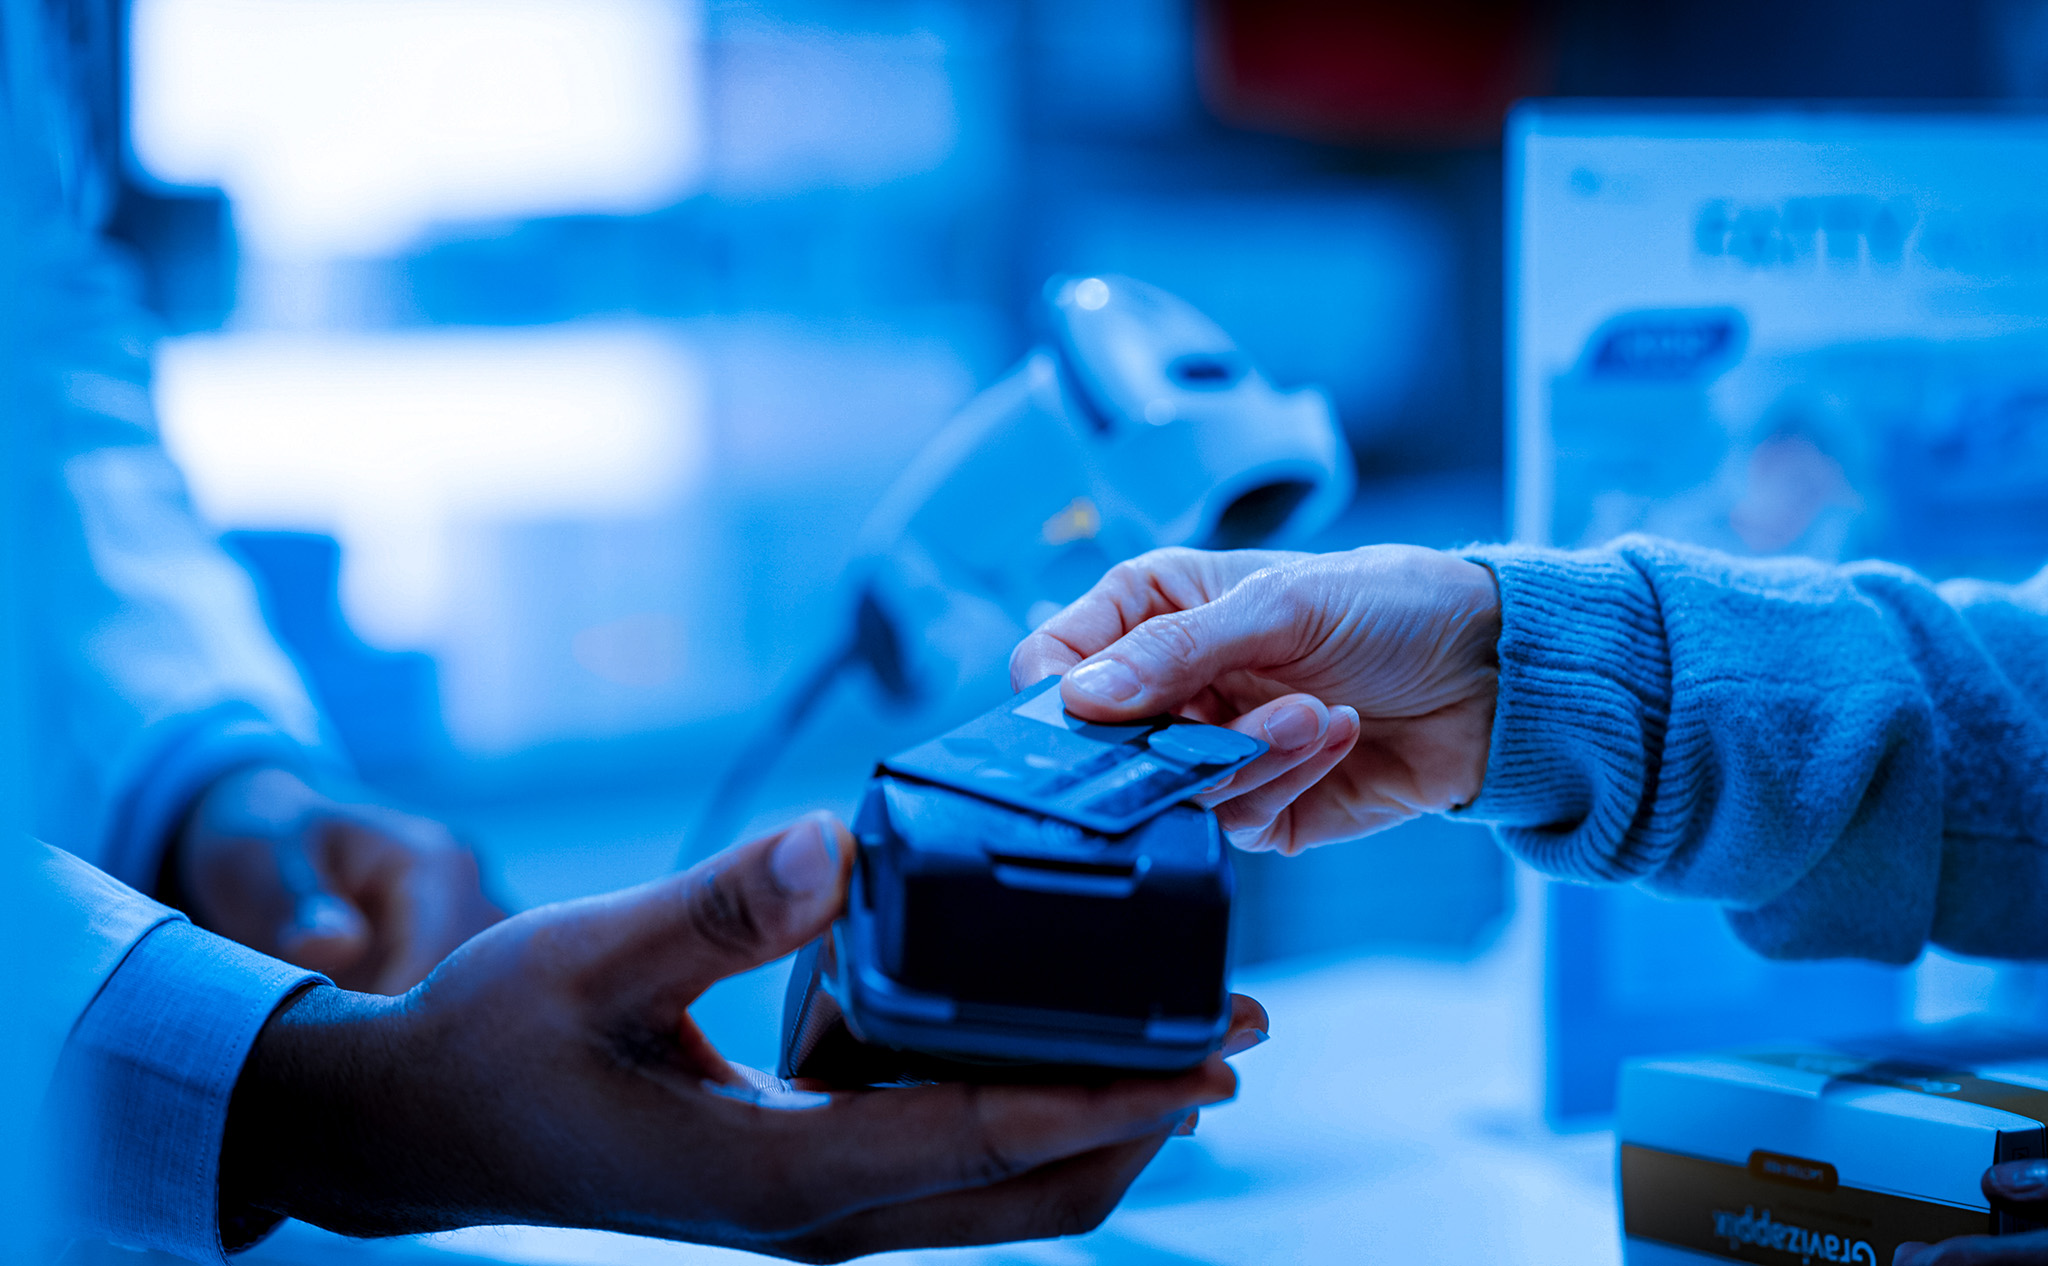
[
  {"x1": 1067, "y1": 659, "x2": 1140, "y2": 703},
  {"x1": 1225, "y1": 826, "x2": 1272, "y2": 852},
  {"x1": 1263, "y1": 703, "x2": 1322, "y2": 751},
  {"x1": 1172, "y1": 1111, "x2": 1199, "y2": 1137},
  {"x1": 1993, "y1": 1159, "x2": 2048, "y2": 1195},
  {"x1": 1220, "y1": 1029, "x2": 1269, "y2": 1059},
  {"x1": 701, "y1": 1077, "x2": 832, "y2": 1111},
  {"x1": 1893, "y1": 1244, "x2": 1931, "y2": 1266},
  {"x1": 771, "y1": 816, "x2": 839, "y2": 898},
  {"x1": 292, "y1": 894, "x2": 358, "y2": 939}
]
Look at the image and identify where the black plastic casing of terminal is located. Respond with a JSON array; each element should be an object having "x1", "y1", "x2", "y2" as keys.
[{"x1": 780, "y1": 773, "x2": 1234, "y2": 1083}]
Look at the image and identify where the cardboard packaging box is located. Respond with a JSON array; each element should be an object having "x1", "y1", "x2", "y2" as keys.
[{"x1": 1618, "y1": 1041, "x2": 2048, "y2": 1265}]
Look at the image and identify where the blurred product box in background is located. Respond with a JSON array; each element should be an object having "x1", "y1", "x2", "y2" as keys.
[
  {"x1": 1514, "y1": 104, "x2": 2048, "y2": 1119},
  {"x1": 1516, "y1": 104, "x2": 2048, "y2": 578},
  {"x1": 1619, "y1": 1033, "x2": 2048, "y2": 1265}
]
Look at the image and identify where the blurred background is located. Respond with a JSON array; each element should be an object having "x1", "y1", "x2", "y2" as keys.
[
  {"x1": 126, "y1": 0, "x2": 1529, "y2": 969},
  {"x1": 92, "y1": 1, "x2": 2048, "y2": 1262}
]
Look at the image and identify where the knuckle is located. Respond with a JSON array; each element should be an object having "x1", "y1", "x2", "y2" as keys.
[
  {"x1": 1112, "y1": 549, "x2": 1187, "y2": 594},
  {"x1": 959, "y1": 1088, "x2": 1027, "y2": 1188},
  {"x1": 411, "y1": 821, "x2": 465, "y2": 858},
  {"x1": 726, "y1": 1161, "x2": 828, "y2": 1239},
  {"x1": 1142, "y1": 546, "x2": 1197, "y2": 571},
  {"x1": 355, "y1": 807, "x2": 466, "y2": 860},
  {"x1": 1136, "y1": 611, "x2": 1204, "y2": 668},
  {"x1": 964, "y1": 1133, "x2": 1023, "y2": 1189},
  {"x1": 410, "y1": 827, "x2": 475, "y2": 872},
  {"x1": 1103, "y1": 558, "x2": 1149, "y2": 591},
  {"x1": 1008, "y1": 635, "x2": 1049, "y2": 679},
  {"x1": 1217, "y1": 794, "x2": 1279, "y2": 836},
  {"x1": 1244, "y1": 567, "x2": 1309, "y2": 623},
  {"x1": 683, "y1": 869, "x2": 763, "y2": 957},
  {"x1": 1049, "y1": 1187, "x2": 1116, "y2": 1238}
]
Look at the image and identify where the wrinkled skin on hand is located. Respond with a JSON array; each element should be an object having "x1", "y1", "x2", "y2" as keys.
[
  {"x1": 220, "y1": 814, "x2": 1265, "y2": 1262},
  {"x1": 167, "y1": 765, "x2": 504, "y2": 993},
  {"x1": 1893, "y1": 1161, "x2": 2048, "y2": 1264},
  {"x1": 1011, "y1": 545, "x2": 1501, "y2": 855}
]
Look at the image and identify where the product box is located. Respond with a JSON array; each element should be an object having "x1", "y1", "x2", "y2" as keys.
[
  {"x1": 1619, "y1": 1039, "x2": 2048, "y2": 1265},
  {"x1": 1513, "y1": 106, "x2": 2048, "y2": 1124}
]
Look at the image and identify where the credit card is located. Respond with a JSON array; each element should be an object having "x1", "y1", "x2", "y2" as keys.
[{"x1": 879, "y1": 677, "x2": 1267, "y2": 834}]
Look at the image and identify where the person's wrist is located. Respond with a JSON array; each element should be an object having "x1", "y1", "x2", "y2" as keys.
[
  {"x1": 1446, "y1": 556, "x2": 1503, "y2": 650},
  {"x1": 1444, "y1": 554, "x2": 1502, "y2": 804},
  {"x1": 159, "y1": 763, "x2": 295, "y2": 918},
  {"x1": 220, "y1": 983, "x2": 433, "y2": 1238},
  {"x1": 152, "y1": 763, "x2": 264, "y2": 912}
]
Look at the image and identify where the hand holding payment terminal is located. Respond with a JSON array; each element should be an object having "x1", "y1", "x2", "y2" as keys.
[{"x1": 779, "y1": 677, "x2": 1263, "y2": 1085}]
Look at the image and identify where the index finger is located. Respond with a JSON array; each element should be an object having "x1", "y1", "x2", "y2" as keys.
[{"x1": 1010, "y1": 547, "x2": 1297, "y2": 690}]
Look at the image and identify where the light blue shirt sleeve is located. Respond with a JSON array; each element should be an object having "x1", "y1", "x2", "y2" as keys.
[
  {"x1": 7, "y1": 12, "x2": 328, "y2": 1262},
  {"x1": 4, "y1": 0, "x2": 348, "y2": 894},
  {"x1": 26, "y1": 232, "x2": 347, "y2": 891},
  {"x1": 47, "y1": 911, "x2": 325, "y2": 1263}
]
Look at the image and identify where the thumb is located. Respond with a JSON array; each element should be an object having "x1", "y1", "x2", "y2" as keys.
[
  {"x1": 1986, "y1": 1157, "x2": 2048, "y2": 1206},
  {"x1": 1061, "y1": 580, "x2": 1293, "y2": 720},
  {"x1": 270, "y1": 830, "x2": 373, "y2": 977},
  {"x1": 659, "y1": 812, "x2": 853, "y2": 998}
]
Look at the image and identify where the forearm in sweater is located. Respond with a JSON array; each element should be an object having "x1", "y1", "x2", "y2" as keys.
[{"x1": 1459, "y1": 535, "x2": 2048, "y2": 964}]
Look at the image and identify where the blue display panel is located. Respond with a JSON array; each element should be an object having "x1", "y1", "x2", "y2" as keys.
[
  {"x1": 1511, "y1": 103, "x2": 2048, "y2": 1119},
  {"x1": 1513, "y1": 102, "x2": 2048, "y2": 578}
]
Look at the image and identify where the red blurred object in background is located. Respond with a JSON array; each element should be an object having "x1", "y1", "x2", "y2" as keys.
[{"x1": 1199, "y1": 0, "x2": 1554, "y2": 146}]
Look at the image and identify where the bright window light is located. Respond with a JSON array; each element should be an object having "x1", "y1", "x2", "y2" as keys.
[
  {"x1": 153, "y1": 326, "x2": 708, "y2": 648},
  {"x1": 129, "y1": 0, "x2": 704, "y2": 257}
]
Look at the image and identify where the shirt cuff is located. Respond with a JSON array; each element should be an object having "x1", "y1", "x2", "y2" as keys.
[
  {"x1": 97, "y1": 703, "x2": 329, "y2": 894},
  {"x1": 48, "y1": 917, "x2": 326, "y2": 1263},
  {"x1": 1452, "y1": 543, "x2": 1674, "y2": 882}
]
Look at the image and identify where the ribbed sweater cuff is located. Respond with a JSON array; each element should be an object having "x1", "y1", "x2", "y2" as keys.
[{"x1": 1452, "y1": 544, "x2": 1673, "y2": 882}]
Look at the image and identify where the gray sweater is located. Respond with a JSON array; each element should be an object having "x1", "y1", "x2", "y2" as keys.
[{"x1": 1460, "y1": 536, "x2": 2048, "y2": 964}]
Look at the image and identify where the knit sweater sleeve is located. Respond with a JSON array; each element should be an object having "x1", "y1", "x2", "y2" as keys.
[{"x1": 1456, "y1": 535, "x2": 2048, "y2": 964}]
